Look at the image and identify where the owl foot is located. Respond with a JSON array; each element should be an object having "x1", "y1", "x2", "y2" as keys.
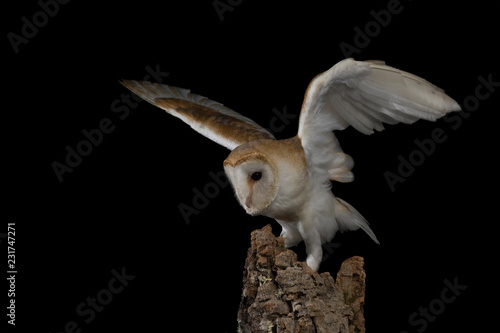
[
  {"x1": 280, "y1": 227, "x2": 302, "y2": 248},
  {"x1": 306, "y1": 256, "x2": 321, "y2": 272},
  {"x1": 304, "y1": 238, "x2": 323, "y2": 272}
]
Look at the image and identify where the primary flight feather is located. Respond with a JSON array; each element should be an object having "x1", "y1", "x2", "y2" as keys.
[{"x1": 121, "y1": 58, "x2": 460, "y2": 271}]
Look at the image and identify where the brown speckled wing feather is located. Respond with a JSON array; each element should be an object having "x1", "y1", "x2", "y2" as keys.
[{"x1": 120, "y1": 80, "x2": 275, "y2": 150}]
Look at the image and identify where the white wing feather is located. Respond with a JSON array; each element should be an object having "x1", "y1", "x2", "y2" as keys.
[{"x1": 298, "y1": 58, "x2": 461, "y2": 184}]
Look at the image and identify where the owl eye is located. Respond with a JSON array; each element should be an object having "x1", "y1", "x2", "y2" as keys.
[{"x1": 251, "y1": 172, "x2": 262, "y2": 181}]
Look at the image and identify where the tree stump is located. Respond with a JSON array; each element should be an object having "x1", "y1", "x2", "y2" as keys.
[{"x1": 237, "y1": 225, "x2": 366, "y2": 333}]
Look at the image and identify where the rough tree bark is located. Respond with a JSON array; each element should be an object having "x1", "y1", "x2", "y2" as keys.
[{"x1": 237, "y1": 225, "x2": 366, "y2": 333}]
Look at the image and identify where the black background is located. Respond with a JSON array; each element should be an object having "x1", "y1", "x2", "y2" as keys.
[{"x1": 4, "y1": 0, "x2": 499, "y2": 332}]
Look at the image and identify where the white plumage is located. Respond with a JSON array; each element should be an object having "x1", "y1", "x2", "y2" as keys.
[{"x1": 121, "y1": 58, "x2": 460, "y2": 271}]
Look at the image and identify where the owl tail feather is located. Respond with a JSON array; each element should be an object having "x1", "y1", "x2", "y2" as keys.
[{"x1": 333, "y1": 197, "x2": 380, "y2": 244}]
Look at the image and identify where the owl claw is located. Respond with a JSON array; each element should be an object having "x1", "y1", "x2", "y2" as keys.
[
  {"x1": 306, "y1": 257, "x2": 321, "y2": 272},
  {"x1": 280, "y1": 228, "x2": 302, "y2": 248}
]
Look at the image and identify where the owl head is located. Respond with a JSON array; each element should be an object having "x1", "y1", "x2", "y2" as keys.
[{"x1": 223, "y1": 144, "x2": 279, "y2": 216}]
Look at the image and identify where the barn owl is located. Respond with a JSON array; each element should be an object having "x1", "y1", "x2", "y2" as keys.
[{"x1": 121, "y1": 58, "x2": 460, "y2": 271}]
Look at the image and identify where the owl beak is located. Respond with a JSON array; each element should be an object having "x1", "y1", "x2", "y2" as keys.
[{"x1": 245, "y1": 195, "x2": 252, "y2": 209}]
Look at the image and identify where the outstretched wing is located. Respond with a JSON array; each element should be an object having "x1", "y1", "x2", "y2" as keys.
[
  {"x1": 298, "y1": 58, "x2": 461, "y2": 184},
  {"x1": 120, "y1": 80, "x2": 275, "y2": 150}
]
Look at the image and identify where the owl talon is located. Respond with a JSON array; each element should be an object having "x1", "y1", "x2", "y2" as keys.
[
  {"x1": 304, "y1": 239, "x2": 323, "y2": 272},
  {"x1": 306, "y1": 257, "x2": 321, "y2": 272},
  {"x1": 280, "y1": 227, "x2": 302, "y2": 248}
]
